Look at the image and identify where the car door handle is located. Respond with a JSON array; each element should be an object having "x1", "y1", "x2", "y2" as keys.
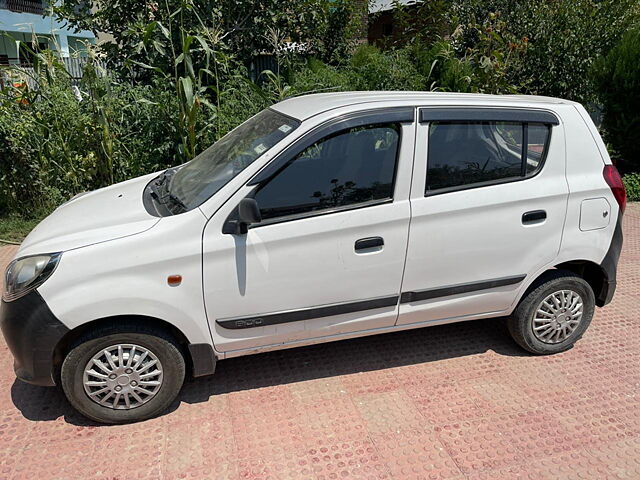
[
  {"x1": 355, "y1": 237, "x2": 384, "y2": 251},
  {"x1": 522, "y1": 210, "x2": 547, "y2": 224}
]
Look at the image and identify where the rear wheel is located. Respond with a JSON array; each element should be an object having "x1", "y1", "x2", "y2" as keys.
[
  {"x1": 508, "y1": 271, "x2": 595, "y2": 354},
  {"x1": 61, "y1": 327, "x2": 185, "y2": 424}
]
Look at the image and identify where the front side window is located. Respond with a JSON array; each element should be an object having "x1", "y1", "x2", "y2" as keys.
[
  {"x1": 426, "y1": 121, "x2": 550, "y2": 193},
  {"x1": 170, "y1": 109, "x2": 300, "y2": 209},
  {"x1": 254, "y1": 123, "x2": 400, "y2": 221}
]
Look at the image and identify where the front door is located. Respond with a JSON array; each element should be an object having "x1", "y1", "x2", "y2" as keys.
[
  {"x1": 397, "y1": 107, "x2": 568, "y2": 326},
  {"x1": 203, "y1": 112, "x2": 415, "y2": 353}
]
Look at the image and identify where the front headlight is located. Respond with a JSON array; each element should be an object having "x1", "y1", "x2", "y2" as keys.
[{"x1": 3, "y1": 253, "x2": 61, "y2": 302}]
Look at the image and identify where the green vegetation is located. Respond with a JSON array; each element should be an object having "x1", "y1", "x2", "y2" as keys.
[
  {"x1": 623, "y1": 174, "x2": 640, "y2": 203},
  {"x1": 0, "y1": 0, "x2": 638, "y2": 242},
  {"x1": 593, "y1": 28, "x2": 640, "y2": 173},
  {"x1": 0, "y1": 215, "x2": 41, "y2": 243}
]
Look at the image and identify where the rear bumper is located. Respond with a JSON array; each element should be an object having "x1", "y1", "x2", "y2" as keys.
[
  {"x1": 597, "y1": 211, "x2": 623, "y2": 307},
  {"x1": 0, "y1": 291, "x2": 69, "y2": 386}
]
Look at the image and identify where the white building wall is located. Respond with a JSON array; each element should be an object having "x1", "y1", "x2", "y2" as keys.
[{"x1": 0, "y1": 4, "x2": 94, "y2": 61}]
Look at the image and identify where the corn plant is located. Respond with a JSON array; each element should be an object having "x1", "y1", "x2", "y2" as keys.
[{"x1": 132, "y1": 1, "x2": 229, "y2": 161}]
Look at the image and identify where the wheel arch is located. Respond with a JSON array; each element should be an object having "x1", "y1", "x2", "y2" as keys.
[
  {"x1": 517, "y1": 260, "x2": 607, "y2": 307},
  {"x1": 52, "y1": 315, "x2": 216, "y2": 381},
  {"x1": 553, "y1": 260, "x2": 609, "y2": 307}
]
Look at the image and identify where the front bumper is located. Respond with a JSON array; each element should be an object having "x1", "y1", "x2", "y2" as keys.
[{"x1": 0, "y1": 291, "x2": 69, "y2": 386}]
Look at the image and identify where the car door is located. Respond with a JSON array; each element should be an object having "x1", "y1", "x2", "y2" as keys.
[
  {"x1": 203, "y1": 108, "x2": 415, "y2": 353},
  {"x1": 397, "y1": 107, "x2": 568, "y2": 326}
]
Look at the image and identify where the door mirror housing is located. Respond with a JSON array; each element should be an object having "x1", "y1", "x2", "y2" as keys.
[
  {"x1": 239, "y1": 198, "x2": 262, "y2": 225},
  {"x1": 223, "y1": 198, "x2": 262, "y2": 235}
]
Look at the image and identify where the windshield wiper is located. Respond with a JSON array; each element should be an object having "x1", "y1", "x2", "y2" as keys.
[
  {"x1": 148, "y1": 168, "x2": 187, "y2": 214},
  {"x1": 167, "y1": 193, "x2": 187, "y2": 212}
]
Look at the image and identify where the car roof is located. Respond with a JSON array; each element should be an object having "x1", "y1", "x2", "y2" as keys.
[{"x1": 271, "y1": 91, "x2": 578, "y2": 121}]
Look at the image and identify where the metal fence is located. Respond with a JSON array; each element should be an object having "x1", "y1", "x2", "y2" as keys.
[
  {"x1": 249, "y1": 54, "x2": 278, "y2": 82},
  {"x1": 63, "y1": 57, "x2": 95, "y2": 81},
  {"x1": 2, "y1": 51, "x2": 284, "y2": 89},
  {"x1": 0, "y1": 0, "x2": 45, "y2": 15},
  {"x1": 0, "y1": 56, "x2": 104, "y2": 90}
]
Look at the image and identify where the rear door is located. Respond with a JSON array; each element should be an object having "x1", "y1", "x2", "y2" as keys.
[{"x1": 397, "y1": 107, "x2": 568, "y2": 326}]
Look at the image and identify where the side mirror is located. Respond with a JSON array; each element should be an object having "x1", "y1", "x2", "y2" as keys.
[
  {"x1": 223, "y1": 198, "x2": 262, "y2": 235},
  {"x1": 238, "y1": 198, "x2": 262, "y2": 226}
]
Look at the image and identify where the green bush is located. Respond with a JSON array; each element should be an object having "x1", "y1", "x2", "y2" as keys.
[
  {"x1": 289, "y1": 58, "x2": 352, "y2": 95},
  {"x1": 593, "y1": 28, "x2": 640, "y2": 173},
  {"x1": 348, "y1": 45, "x2": 425, "y2": 91},
  {"x1": 623, "y1": 173, "x2": 640, "y2": 202},
  {"x1": 0, "y1": 66, "x2": 182, "y2": 216},
  {"x1": 450, "y1": 0, "x2": 638, "y2": 102},
  {"x1": 0, "y1": 57, "x2": 272, "y2": 217}
]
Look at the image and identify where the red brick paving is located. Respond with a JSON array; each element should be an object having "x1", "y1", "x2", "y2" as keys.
[{"x1": 1, "y1": 205, "x2": 639, "y2": 479}]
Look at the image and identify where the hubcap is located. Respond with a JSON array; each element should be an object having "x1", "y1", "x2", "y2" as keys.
[
  {"x1": 533, "y1": 290, "x2": 583, "y2": 344},
  {"x1": 83, "y1": 344, "x2": 163, "y2": 410}
]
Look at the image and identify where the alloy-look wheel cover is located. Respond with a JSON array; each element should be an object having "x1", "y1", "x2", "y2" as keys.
[
  {"x1": 83, "y1": 344, "x2": 163, "y2": 410},
  {"x1": 533, "y1": 289, "x2": 584, "y2": 344}
]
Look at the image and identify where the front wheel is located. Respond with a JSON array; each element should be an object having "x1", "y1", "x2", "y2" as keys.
[
  {"x1": 61, "y1": 327, "x2": 185, "y2": 424},
  {"x1": 508, "y1": 270, "x2": 595, "y2": 354}
]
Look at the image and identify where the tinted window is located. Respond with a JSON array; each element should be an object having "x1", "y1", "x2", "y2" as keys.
[
  {"x1": 255, "y1": 124, "x2": 400, "y2": 221},
  {"x1": 526, "y1": 124, "x2": 551, "y2": 174},
  {"x1": 426, "y1": 121, "x2": 550, "y2": 193}
]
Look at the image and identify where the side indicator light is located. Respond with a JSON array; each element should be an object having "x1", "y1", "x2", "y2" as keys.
[{"x1": 167, "y1": 275, "x2": 182, "y2": 287}]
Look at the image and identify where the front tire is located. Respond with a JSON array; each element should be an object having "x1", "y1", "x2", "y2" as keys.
[
  {"x1": 508, "y1": 270, "x2": 595, "y2": 354},
  {"x1": 61, "y1": 327, "x2": 185, "y2": 424}
]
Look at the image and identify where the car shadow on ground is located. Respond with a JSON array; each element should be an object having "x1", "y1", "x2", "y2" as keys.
[{"x1": 10, "y1": 317, "x2": 530, "y2": 426}]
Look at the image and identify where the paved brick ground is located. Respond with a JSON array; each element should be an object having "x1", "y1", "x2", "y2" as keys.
[{"x1": 1, "y1": 205, "x2": 639, "y2": 480}]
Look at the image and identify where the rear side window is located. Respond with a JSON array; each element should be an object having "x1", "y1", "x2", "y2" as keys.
[
  {"x1": 255, "y1": 123, "x2": 400, "y2": 221},
  {"x1": 426, "y1": 121, "x2": 551, "y2": 193}
]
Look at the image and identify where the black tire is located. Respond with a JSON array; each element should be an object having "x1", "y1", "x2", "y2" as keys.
[
  {"x1": 508, "y1": 270, "x2": 595, "y2": 355},
  {"x1": 61, "y1": 324, "x2": 185, "y2": 424}
]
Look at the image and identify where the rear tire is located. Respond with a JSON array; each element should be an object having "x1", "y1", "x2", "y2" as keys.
[
  {"x1": 61, "y1": 325, "x2": 185, "y2": 424},
  {"x1": 508, "y1": 270, "x2": 595, "y2": 354}
]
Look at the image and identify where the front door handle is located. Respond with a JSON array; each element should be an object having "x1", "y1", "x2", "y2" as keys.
[
  {"x1": 522, "y1": 210, "x2": 547, "y2": 225},
  {"x1": 355, "y1": 237, "x2": 384, "y2": 251}
]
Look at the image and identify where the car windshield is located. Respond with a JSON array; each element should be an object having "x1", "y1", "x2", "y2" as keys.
[{"x1": 170, "y1": 109, "x2": 300, "y2": 210}]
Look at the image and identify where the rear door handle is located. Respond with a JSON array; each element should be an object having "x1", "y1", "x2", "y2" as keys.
[
  {"x1": 522, "y1": 210, "x2": 547, "y2": 224},
  {"x1": 355, "y1": 237, "x2": 384, "y2": 251}
]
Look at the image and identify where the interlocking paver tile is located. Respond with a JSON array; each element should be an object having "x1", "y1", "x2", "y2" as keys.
[
  {"x1": 589, "y1": 436, "x2": 640, "y2": 479},
  {"x1": 436, "y1": 417, "x2": 524, "y2": 474},
  {"x1": 1, "y1": 204, "x2": 640, "y2": 479},
  {"x1": 370, "y1": 429, "x2": 463, "y2": 480},
  {"x1": 353, "y1": 390, "x2": 427, "y2": 434},
  {"x1": 306, "y1": 439, "x2": 390, "y2": 480}
]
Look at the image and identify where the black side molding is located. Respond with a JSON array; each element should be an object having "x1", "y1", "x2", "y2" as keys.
[
  {"x1": 187, "y1": 343, "x2": 217, "y2": 377},
  {"x1": 419, "y1": 107, "x2": 560, "y2": 125},
  {"x1": 400, "y1": 275, "x2": 526, "y2": 304},
  {"x1": 217, "y1": 295, "x2": 399, "y2": 330}
]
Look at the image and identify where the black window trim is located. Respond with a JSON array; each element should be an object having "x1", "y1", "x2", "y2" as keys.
[
  {"x1": 241, "y1": 107, "x2": 414, "y2": 228},
  {"x1": 419, "y1": 107, "x2": 560, "y2": 125},
  {"x1": 423, "y1": 118, "x2": 554, "y2": 197},
  {"x1": 249, "y1": 197, "x2": 393, "y2": 229},
  {"x1": 249, "y1": 107, "x2": 415, "y2": 186}
]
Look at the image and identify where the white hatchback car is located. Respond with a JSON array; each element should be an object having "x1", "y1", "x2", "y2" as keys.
[{"x1": 1, "y1": 92, "x2": 625, "y2": 423}]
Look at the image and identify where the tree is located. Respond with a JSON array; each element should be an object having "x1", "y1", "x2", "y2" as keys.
[
  {"x1": 54, "y1": 0, "x2": 361, "y2": 77},
  {"x1": 593, "y1": 28, "x2": 640, "y2": 172},
  {"x1": 450, "y1": 0, "x2": 639, "y2": 103}
]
